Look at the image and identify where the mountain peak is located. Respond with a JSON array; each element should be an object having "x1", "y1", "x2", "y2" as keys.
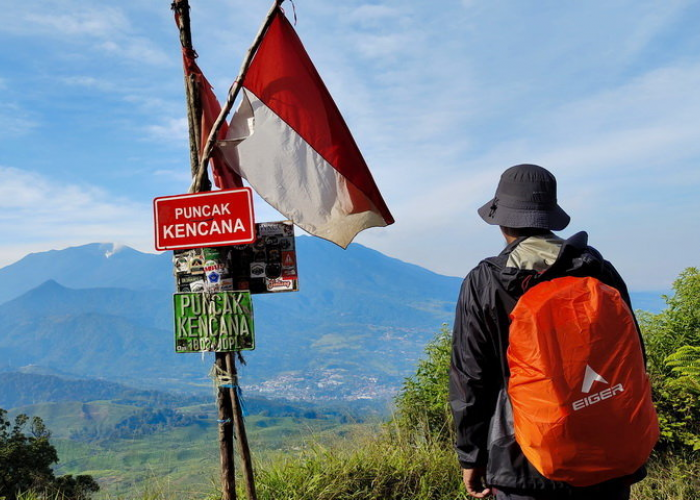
[
  {"x1": 0, "y1": 244, "x2": 172, "y2": 305},
  {"x1": 35, "y1": 279, "x2": 65, "y2": 290}
]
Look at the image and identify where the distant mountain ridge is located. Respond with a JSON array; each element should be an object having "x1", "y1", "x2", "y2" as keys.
[
  {"x1": 0, "y1": 238, "x2": 462, "y2": 401},
  {"x1": 0, "y1": 243, "x2": 172, "y2": 304}
]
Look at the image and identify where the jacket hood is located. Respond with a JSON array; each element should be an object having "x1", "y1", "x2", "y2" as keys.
[{"x1": 490, "y1": 231, "x2": 606, "y2": 296}]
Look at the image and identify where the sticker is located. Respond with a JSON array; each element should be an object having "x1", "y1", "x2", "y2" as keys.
[
  {"x1": 189, "y1": 256, "x2": 204, "y2": 275},
  {"x1": 282, "y1": 251, "x2": 296, "y2": 269},
  {"x1": 174, "y1": 256, "x2": 189, "y2": 274},
  {"x1": 265, "y1": 278, "x2": 296, "y2": 292},
  {"x1": 258, "y1": 223, "x2": 284, "y2": 236},
  {"x1": 177, "y1": 274, "x2": 206, "y2": 293},
  {"x1": 250, "y1": 262, "x2": 266, "y2": 277}
]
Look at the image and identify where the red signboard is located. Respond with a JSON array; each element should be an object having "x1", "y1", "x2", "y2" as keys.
[{"x1": 154, "y1": 188, "x2": 256, "y2": 251}]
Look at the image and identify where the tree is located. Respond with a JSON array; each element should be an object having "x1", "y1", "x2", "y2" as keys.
[
  {"x1": 638, "y1": 267, "x2": 700, "y2": 452},
  {"x1": 0, "y1": 409, "x2": 99, "y2": 500}
]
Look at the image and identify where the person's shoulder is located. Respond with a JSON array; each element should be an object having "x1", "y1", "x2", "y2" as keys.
[
  {"x1": 460, "y1": 255, "x2": 509, "y2": 297},
  {"x1": 463, "y1": 254, "x2": 505, "y2": 280}
]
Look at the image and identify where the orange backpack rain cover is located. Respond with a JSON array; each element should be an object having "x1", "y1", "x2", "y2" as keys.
[{"x1": 507, "y1": 276, "x2": 659, "y2": 487}]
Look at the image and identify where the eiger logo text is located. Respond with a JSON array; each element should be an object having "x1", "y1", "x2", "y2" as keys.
[{"x1": 572, "y1": 365, "x2": 624, "y2": 411}]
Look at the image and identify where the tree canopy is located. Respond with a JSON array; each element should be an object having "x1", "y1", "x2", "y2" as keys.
[{"x1": 0, "y1": 409, "x2": 99, "y2": 500}]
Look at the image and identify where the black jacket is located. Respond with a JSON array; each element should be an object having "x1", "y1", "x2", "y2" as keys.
[{"x1": 449, "y1": 232, "x2": 645, "y2": 491}]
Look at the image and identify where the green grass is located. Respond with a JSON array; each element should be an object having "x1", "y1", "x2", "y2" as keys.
[
  {"x1": 50, "y1": 412, "x2": 358, "y2": 499},
  {"x1": 12, "y1": 401, "x2": 698, "y2": 500},
  {"x1": 631, "y1": 453, "x2": 700, "y2": 500},
  {"x1": 19, "y1": 423, "x2": 700, "y2": 500},
  {"x1": 250, "y1": 425, "x2": 464, "y2": 500},
  {"x1": 246, "y1": 428, "x2": 699, "y2": 500}
]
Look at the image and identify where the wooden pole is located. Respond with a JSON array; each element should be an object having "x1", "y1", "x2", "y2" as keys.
[
  {"x1": 172, "y1": 1, "x2": 233, "y2": 499},
  {"x1": 215, "y1": 354, "x2": 237, "y2": 500},
  {"x1": 226, "y1": 354, "x2": 258, "y2": 500},
  {"x1": 191, "y1": 0, "x2": 284, "y2": 193},
  {"x1": 173, "y1": 0, "x2": 201, "y2": 179}
]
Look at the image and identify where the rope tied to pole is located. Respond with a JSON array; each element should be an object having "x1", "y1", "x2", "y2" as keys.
[
  {"x1": 210, "y1": 363, "x2": 238, "y2": 391},
  {"x1": 209, "y1": 363, "x2": 248, "y2": 418}
]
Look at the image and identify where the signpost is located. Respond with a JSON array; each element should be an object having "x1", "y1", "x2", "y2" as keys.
[
  {"x1": 165, "y1": 3, "x2": 298, "y2": 500},
  {"x1": 171, "y1": 2, "x2": 236, "y2": 498},
  {"x1": 154, "y1": 188, "x2": 256, "y2": 251}
]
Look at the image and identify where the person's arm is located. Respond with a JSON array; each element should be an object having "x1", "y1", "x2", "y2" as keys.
[{"x1": 449, "y1": 267, "x2": 499, "y2": 496}]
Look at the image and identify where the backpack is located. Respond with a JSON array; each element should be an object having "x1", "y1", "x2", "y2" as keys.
[{"x1": 507, "y1": 276, "x2": 659, "y2": 487}]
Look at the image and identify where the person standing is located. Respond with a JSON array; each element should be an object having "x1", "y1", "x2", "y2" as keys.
[{"x1": 449, "y1": 164, "x2": 648, "y2": 499}]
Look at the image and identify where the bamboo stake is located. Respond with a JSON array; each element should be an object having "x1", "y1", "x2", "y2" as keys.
[
  {"x1": 226, "y1": 354, "x2": 258, "y2": 500},
  {"x1": 216, "y1": 353, "x2": 237, "y2": 500},
  {"x1": 190, "y1": 0, "x2": 284, "y2": 193},
  {"x1": 172, "y1": 2, "x2": 233, "y2": 498}
]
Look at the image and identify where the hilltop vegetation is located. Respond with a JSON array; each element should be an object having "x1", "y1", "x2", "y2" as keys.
[
  {"x1": 0, "y1": 371, "x2": 387, "y2": 498},
  {"x1": 246, "y1": 268, "x2": 700, "y2": 500},
  {"x1": 0, "y1": 244, "x2": 684, "y2": 499}
]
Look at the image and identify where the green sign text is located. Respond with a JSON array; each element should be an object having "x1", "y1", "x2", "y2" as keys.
[{"x1": 174, "y1": 292, "x2": 254, "y2": 353}]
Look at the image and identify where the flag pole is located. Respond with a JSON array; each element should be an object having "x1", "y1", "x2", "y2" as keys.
[
  {"x1": 172, "y1": 0, "x2": 210, "y2": 188},
  {"x1": 172, "y1": 1, "x2": 235, "y2": 499},
  {"x1": 191, "y1": 0, "x2": 284, "y2": 193},
  {"x1": 226, "y1": 355, "x2": 257, "y2": 500}
]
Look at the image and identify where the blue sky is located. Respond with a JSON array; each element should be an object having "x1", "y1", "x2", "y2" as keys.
[{"x1": 1, "y1": 0, "x2": 698, "y2": 291}]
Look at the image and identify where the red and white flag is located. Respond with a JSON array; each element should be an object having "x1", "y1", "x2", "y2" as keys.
[{"x1": 219, "y1": 9, "x2": 394, "y2": 248}]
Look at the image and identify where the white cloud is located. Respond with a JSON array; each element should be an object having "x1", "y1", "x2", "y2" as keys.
[
  {"x1": 1, "y1": 0, "x2": 698, "y2": 292},
  {"x1": 0, "y1": 166, "x2": 153, "y2": 268},
  {"x1": 347, "y1": 5, "x2": 399, "y2": 26},
  {"x1": 618, "y1": 0, "x2": 693, "y2": 58},
  {"x1": 59, "y1": 76, "x2": 117, "y2": 92},
  {"x1": 356, "y1": 57, "x2": 700, "y2": 290},
  {"x1": 1, "y1": 2, "x2": 169, "y2": 66},
  {"x1": 0, "y1": 103, "x2": 39, "y2": 136},
  {"x1": 153, "y1": 168, "x2": 194, "y2": 184},
  {"x1": 98, "y1": 36, "x2": 170, "y2": 66},
  {"x1": 22, "y1": 8, "x2": 130, "y2": 38},
  {"x1": 145, "y1": 117, "x2": 189, "y2": 143}
]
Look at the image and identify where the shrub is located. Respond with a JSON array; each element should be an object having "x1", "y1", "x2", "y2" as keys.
[
  {"x1": 392, "y1": 325, "x2": 452, "y2": 443},
  {"x1": 639, "y1": 267, "x2": 700, "y2": 453}
]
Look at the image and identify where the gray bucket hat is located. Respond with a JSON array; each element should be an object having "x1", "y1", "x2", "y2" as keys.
[{"x1": 477, "y1": 164, "x2": 570, "y2": 230}]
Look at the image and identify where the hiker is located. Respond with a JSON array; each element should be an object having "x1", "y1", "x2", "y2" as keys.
[{"x1": 449, "y1": 164, "x2": 655, "y2": 499}]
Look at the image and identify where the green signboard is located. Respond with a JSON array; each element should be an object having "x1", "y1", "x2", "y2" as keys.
[{"x1": 174, "y1": 292, "x2": 255, "y2": 353}]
